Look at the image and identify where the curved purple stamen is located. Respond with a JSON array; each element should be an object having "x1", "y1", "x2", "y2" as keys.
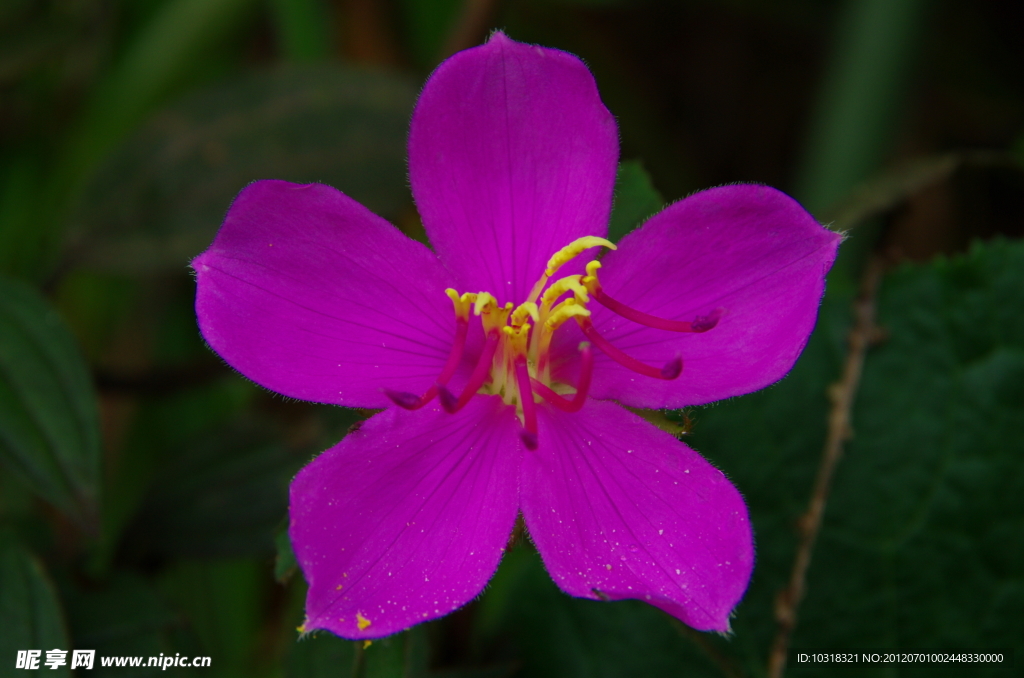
[
  {"x1": 531, "y1": 342, "x2": 593, "y2": 413},
  {"x1": 577, "y1": 317, "x2": 682, "y2": 381},
  {"x1": 385, "y1": 315, "x2": 469, "y2": 409},
  {"x1": 438, "y1": 331, "x2": 500, "y2": 413},
  {"x1": 590, "y1": 285, "x2": 723, "y2": 333},
  {"x1": 515, "y1": 357, "x2": 538, "y2": 450}
]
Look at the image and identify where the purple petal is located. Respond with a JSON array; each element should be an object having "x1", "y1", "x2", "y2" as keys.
[
  {"x1": 568, "y1": 184, "x2": 840, "y2": 408},
  {"x1": 290, "y1": 396, "x2": 521, "y2": 639},
  {"x1": 193, "y1": 180, "x2": 458, "y2": 408},
  {"x1": 409, "y1": 32, "x2": 618, "y2": 305},
  {"x1": 521, "y1": 400, "x2": 753, "y2": 632}
]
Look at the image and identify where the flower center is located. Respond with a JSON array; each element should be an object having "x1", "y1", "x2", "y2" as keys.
[{"x1": 384, "y1": 237, "x2": 723, "y2": 449}]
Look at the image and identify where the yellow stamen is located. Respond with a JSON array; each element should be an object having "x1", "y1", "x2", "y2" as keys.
[
  {"x1": 434, "y1": 237, "x2": 619, "y2": 414},
  {"x1": 473, "y1": 292, "x2": 513, "y2": 333},
  {"x1": 446, "y1": 288, "x2": 477, "y2": 320},
  {"x1": 473, "y1": 291, "x2": 498, "y2": 316},
  {"x1": 582, "y1": 260, "x2": 602, "y2": 285},
  {"x1": 546, "y1": 299, "x2": 591, "y2": 331},
  {"x1": 527, "y1": 237, "x2": 616, "y2": 303},
  {"x1": 541, "y1": 275, "x2": 589, "y2": 310},
  {"x1": 545, "y1": 237, "x2": 616, "y2": 277},
  {"x1": 511, "y1": 302, "x2": 539, "y2": 326},
  {"x1": 502, "y1": 322, "x2": 531, "y2": 357}
]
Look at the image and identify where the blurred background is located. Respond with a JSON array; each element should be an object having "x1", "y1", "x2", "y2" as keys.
[{"x1": 1, "y1": 0, "x2": 1022, "y2": 676}]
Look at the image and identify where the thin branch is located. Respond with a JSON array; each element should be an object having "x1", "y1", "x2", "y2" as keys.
[{"x1": 766, "y1": 257, "x2": 884, "y2": 678}]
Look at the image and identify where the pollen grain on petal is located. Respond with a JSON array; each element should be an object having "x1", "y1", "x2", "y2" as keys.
[{"x1": 356, "y1": 612, "x2": 372, "y2": 630}]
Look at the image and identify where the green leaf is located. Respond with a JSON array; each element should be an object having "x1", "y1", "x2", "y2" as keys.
[
  {"x1": 795, "y1": 0, "x2": 930, "y2": 216},
  {"x1": 0, "y1": 536, "x2": 71, "y2": 676},
  {"x1": 0, "y1": 276, "x2": 100, "y2": 524},
  {"x1": 62, "y1": 572, "x2": 176, "y2": 676},
  {"x1": 60, "y1": 0, "x2": 259, "y2": 190},
  {"x1": 792, "y1": 239, "x2": 1024, "y2": 663},
  {"x1": 157, "y1": 558, "x2": 265, "y2": 675},
  {"x1": 689, "y1": 238, "x2": 1024, "y2": 674},
  {"x1": 70, "y1": 64, "x2": 418, "y2": 276},
  {"x1": 91, "y1": 377, "x2": 258, "y2": 574},
  {"x1": 122, "y1": 416, "x2": 300, "y2": 560},
  {"x1": 608, "y1": 160, "x2": 665, "y2": 243},
  {"x1": 276, "y1": 523, "x2": 299, "y2": 584},
  {"x1": 13, "y1": 0, "x2": 259, "y2": 281}
]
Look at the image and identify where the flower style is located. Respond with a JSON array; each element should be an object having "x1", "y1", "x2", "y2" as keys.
[{"x1": 192, "y1": 32, "x2": 840, "y2": 639}]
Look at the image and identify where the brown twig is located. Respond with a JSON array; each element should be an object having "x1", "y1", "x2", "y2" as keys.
[{"x1": 766, "y1": 256, "x2": 884, "y2": 678}]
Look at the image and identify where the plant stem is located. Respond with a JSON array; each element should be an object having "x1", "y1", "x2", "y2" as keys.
[{"x1": 767, "y1": 256, "x2": 884, "y2": 678}]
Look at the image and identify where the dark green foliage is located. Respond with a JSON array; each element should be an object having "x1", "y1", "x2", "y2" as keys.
[
  {"x1": 123, "y1": 417, "x2": 301, "y2": 559},
  {"x1": 70, "y1": 65, "x2": 418, "y2": 276},
  {"x1": 608, "y1": 160, "x2": 665, "y2": 243},
  {"x1": 690, "y1": 239, "x2": 1024, "y2": 676},
  {"x1": 275, "y1": 523, "x2": 299, "y2": 583},
  {"x1": 62, "y1": 573, "x2": 174, "y2": 677},
  {"x1": 0, "y1": 277, "x2": 101, "y2": 524},
  {"x1": 0, "y1": 537, "x2": 71, "y2": 677},
  {"x1": 789, "y1": 240, "x2": 1024, "y2": 673}
]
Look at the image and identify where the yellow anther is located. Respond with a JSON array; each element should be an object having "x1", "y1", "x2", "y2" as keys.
[
  {"x1": 446, "y1": 288, "x2": 478, "y2": 320},
  {"x1": 502, "y1": 322, "x2": 531, "y2": 356},
  {"x1": 356, "y1": 612, "x2": 372, "y2": 630},
  {"x1": 511, "y1": 302, "x2": 539, "y2": 326},
  {"x1": 546, "y1": 299, "x2": 591, "y2": 330},
  {"x1": 477, "y1": 296, "x2": 513, "y2": 334},
  {"x1": 583, "y1": 260, "x2": 602, "y2": 283},
  {"x1": 473, "y1": 292, "x2": 498, "y2": 316},
  {"x1": 545, "y1": 237, "x2": 616, "y2": 277},
  {"x1": 541, "y1": 275, "x2": 589, "y2": 309}
]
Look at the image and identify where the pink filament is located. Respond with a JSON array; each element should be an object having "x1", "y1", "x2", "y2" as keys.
[
  {"x1": 385, "y1": 317, "x2": 469, "y2": 410},
  {"x1": 591, "y1": 286, "x2": 723, "y2": 333},
  {"x1": 514, "y1": 357, "x2": 538, "y2": 450},
  {"x1": 577, "y1": 318, "x2": 682, "y2": 380},
  {"x1": 531, "y1": 342, "x2": 593, "y2": 412},
  {"x1": 438, "y1": 331, "x2": 500, "y2": 413}
]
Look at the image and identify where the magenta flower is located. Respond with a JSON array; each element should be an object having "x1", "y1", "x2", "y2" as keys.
[{"x1": 192, "y1": 32, "x2": 839, "y2": 639}]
